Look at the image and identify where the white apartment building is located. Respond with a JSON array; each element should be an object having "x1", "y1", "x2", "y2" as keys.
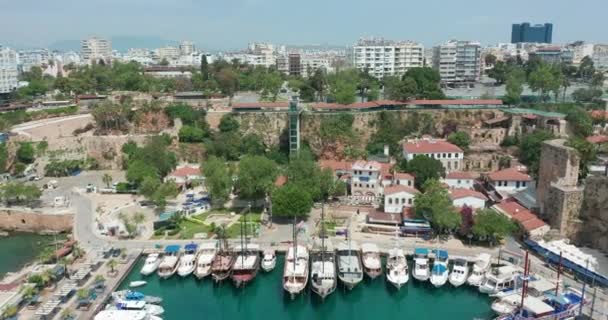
[
  {"x1": 158, "y1": 46, "x2": 180, "y2": 61},
  {"x1": 353, "y1": 38, "x2": 424, "y2": 79},
  {"x1": 18, "y1": 49, "x2": 50, "y2": 72},
  {"x1": 449, "y1": 188, "x2": 487, "y2": 210},
  {"x1": 300, "y1": 55, "x2": 332, "y2": 77},
  {"x1": 593, "y1": 44, "x2": 608, "y2": 70},
  {"x1": 487, "y1": 167, "x2": 532, "y2": 194},
  {"x1": 179, "y1": 41, "x2": 195, "y2": 56},
  {"x1": 566, "y1": 42, "x2": 594, "y2": 65},
  {"x1": 81, "y1": 37, "x2": 112, "y2": 64},
  {"x1": 351, "y1": 160, "x2": 383, "y2": 202},
  {"x1": 402, "y1": 137, "x2": 464, "y2": 172},
  {"x1": 0, "y1": 46, "x2": 18, "y2": 94},
  {"x1": 384, "y1": 185, "x2": 419, "y2": 214},
  {"x1": 443, "y1": 171, "x2": 475, "y2": 190},
  {"x1": 433, "y1": 40, "x2": 481, "y2": 85}
]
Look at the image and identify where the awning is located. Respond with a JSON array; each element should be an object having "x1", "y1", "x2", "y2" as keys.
[{"x1": 165, "y1": 245, "x2": 181, "y2": 253}]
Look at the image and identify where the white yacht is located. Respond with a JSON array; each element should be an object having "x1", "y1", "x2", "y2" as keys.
[
  {"x1": 336, "y1": 241, "x2": 363, "y2": 290},
  {"x1": 430, "y1": 249, "x2": 449, "y2": 287},
  {"x1": 177, "y1": 243, "x2": 198, "y2": 277},
  {"x1": 449, "y1": 258, "x2": 469, "y2": 287},
  {"x1": 282, "y1": 245, "x2": 309, "y2": 298},
  {"x1": 412, "y1": 248, "x2": 430, "y2": 281},
  {"x1": 114, "y1": 301, "x2": 164, "y2": 316},
  {"x1": 261, "y1": 249, "x2": 277, "y2": 272},
  {"x1": 157, "y1": 245, "x2": 181, "y2": 279},
  {"x1": 361, "y1": 243, "x2": 382, "y2": 279},
  {"x1": 94, "y1": 310, "x2": 161, "y2": 320},
  {"x1": 194, "y1": 241, "x2": 218, "y2": 279},
  {"x1": 111, "y1": 290, "x2": 162, "y2": 305},
  {"x1": 467, "y1": 253, "x2": 492, "y2": 287},
  {"x1": 140, "y1": 253, "x2": 161, "y2": 276},
  {"x1": 479, "y1": 265, "x2": 520, "y2": 295},
  {"x1": 310, "y1": 239, "x2": 336, "y2": 299},
  {"x1": 386, "y1": 248, "x2": 409, "y2": 290}
]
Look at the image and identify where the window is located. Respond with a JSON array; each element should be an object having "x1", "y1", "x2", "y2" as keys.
[
  {"x1": 448, "y1": 153, "x2": 452, "y2": 158},
  {"x1": 408, "y1": 181, "x2": 412, "y2": 186},
  {"x1": 454, "y1": 161, "x2": 458, "y2": 169},
  {"x1": 388, "y1": 198, "x2": 392, "y2": 204},
  {"x1": 516, "y1": 181, "x2": 521, "y2": 188},
  {"x1": 443, "y1": 153, "x2": 447, "y2": 158},
  {"x1": 408, "y1": 198, "x2": 412, "y2": 205},
  {"x1": 401, "y1": 198, "x2": 405, "y2": 204},
  {"x1": 522, "y1": 181, "x2": 527, "y2": 187},
  {"x1": 458, "y1": 179, "x2": 461, "y2": 184}
]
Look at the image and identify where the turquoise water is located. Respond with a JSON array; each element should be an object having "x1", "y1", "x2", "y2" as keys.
[
  {"x1": 0, "y1": 232, "x2": 57, "y2": 278},
  {"x1": 118, "y1": 256, "x2": 494, "y2": 320}
]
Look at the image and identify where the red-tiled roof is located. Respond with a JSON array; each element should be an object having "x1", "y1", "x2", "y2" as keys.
[
  {"x1": 586, "y1": 135, "x2": 608, "y2": 144},
  {"x1": 311, "y1": 99, "x2": 502, "y2": 109},
  {"x1": 367, "y1": 209, "x2": 402, "y2": 224},
  {"x1": 384, "y1": 185, "x2": 419, "y2": 195},
  {"x1": 411, "y1": 99, "x2": 503, "y2": 105},
  {"x1": 352, "y1": 160, "x2": 383, "y2": 171},
  {"x1": 394, "y1": 172, "x2": 415, "y2": 180},
  {"x1": 402, "y1": 139, "x2": 463, "y2": 154},
  {"x1": 446, "y1": 171, "x2": 474, "y2": 180},
  {"x1": 274, "y1": 175, "x2": 287, "y2": 187},
  {"x1": 487, "y1": 167, "x2": 532, "y2": 181},
  {"x1": 494, "y1": 199, "x2": 532, "y2": 219},
  {"x1": 591, "y1": 110, "x2": 608, "y2": 120},
  {"x1": 512, "y1": 211, "x2": 537, "y2": 223},
  {"x1": 318, "y1": 159, "x2": 352, "y2": 172},
  {"x1": 169, "y1": 166, "x2": 201, "y2": 178},
  {"x1": 449, "y1": 188, "x2": 488, "y2": 201},
  {"x1": 521, "y1": 218, "x2": 548, "y2": 231},
  {"x1": 232, "y1": 102, "x2": 289, "y2": 109}
]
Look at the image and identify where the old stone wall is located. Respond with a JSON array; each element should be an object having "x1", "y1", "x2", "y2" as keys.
[
  {"x1": 575, "y1": 175, "x2": 608, "y2": 251},
  {"x1": 545, "y1": 185, "x2": 584, "y2": 237},
  {"x1": 463, "y1": 151, "x2": 513, "y2": 173},
  {"x1": 537, "y1": 139, "x2": 580, "y2": 217},
  {"x1": 468, "y1": 128, "x2": 507, "y2": 147},
  {"x1": 0, "y1": 208, "x2": 73, "y2": 233}
]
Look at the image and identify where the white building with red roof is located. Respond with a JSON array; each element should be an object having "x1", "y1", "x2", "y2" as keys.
[
  {"x1": 381, "y1": 172, "x2": 415, "y2": 188},
  {"x1": 449, "y1": 188, "x2": 487, "y2": 209},
  {"x1": 492, "y1": 199, "x2": 549, "y2": 238},
  {"x1": 351, "y1": 160, "x2": 384, "y2": 202},
  {"x1": 165, "y1": 164, "x2": 203, "y2": 187},
  {"x1": 384, "y1": 185, "x2": 420, "y2": 213},
  {"x1": 443, "y1": 171, "x2": 475, "y2": 189},
  {"x1": 402, "y1": 137, "x2": 464, "y2": 172},
  {"x1": 487, "y1": 167, "x2": 532, "y2": 194}
]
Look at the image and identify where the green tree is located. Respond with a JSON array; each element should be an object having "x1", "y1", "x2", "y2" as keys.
[
  {"x1": 237, "y1": 155, "x2": 277, "y2": 200},
  {"x1": 572, "y1": 87, "x2": 603, "y2": 103},
  {"x1": 487, "y1": 61, "x2": 509, "y2": 85},
  {"x1": 447, "y1": 131, "x2": 471, "y2": 150},
  {"x1": 139, "y1": 176, "x2": 160, "y2": 199},
  {"x1": 567, "y1": 137, "x2": 597, "y2": 181},
  {"x1": 519, "y1": 130, "x2": 554, "y2": 177},
  {"x1": 528, "y1": 63, "x2": 560, "y2": 102},
  {"x1": 200, "y1": 55, "x2": 209, "y2": 81},
  {"x1": 151, "y1": 181, "x2": 179, "y2": 209},
  {"x1": 207, "y1": 131, "x2": 241, "y2": 161},
  {"x1": 17, "y1": 142, "x2": 35, "y2": 164},
  {"x1": 577, "y1": 56, "x2": 595, "y2": 82},
  {"x1": 414, "y1": 179, "x2": 461, "y2": 233},
  {"x1": 472, "y1": 209, "x2": 516, "y2": 245},
  {"x1": 504, "y1": 67, "x2": 526, "y2": 104},
  {"x1": 216, "y1": 68, "x2": 239, "y2": 99},
  {"x1": 0, "y1": 144, "x2": 8, "y2": 173},
  {"x1": 178, "y1": 125, "x2": 206, "y2": 143},
  {"x1": 384, "y1": 76, "x2": 417, "y2": 101},
  {"x1": 240, "y1": 134, "x2": 266, "y2": 155},
  {"x1": 402, "y1": 67, "x2": 445, "y2": 99},
  {"x1": 203, "y1": 156, "x2": 233, "y2": 207},
  {"x1": 159, "y1": 58, "x2": 169, "y2": 66},
  {"x1": 271, "y1": 184, "x2": 313, "y2": 218},
  {"x1": 126, "y1": 160, "x2": 158, "y2": 187},
  {"x1": 102, "y1": 173, "x2": 112, "y2": 188},
  {"x1": 0, "y1": 182, "x2": 42, "y2": 206},
  {"x1": 218, "y1": 114, "x2": 239, "y2": 133},
  {"x1": 404, "y1": 155, "x2": 446, "y2": 189},
  {"x1": 484, "y1": 54, "x2": 497, "y2": 66}
]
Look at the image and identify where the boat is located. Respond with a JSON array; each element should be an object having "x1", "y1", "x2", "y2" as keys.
[
  {"x1": 114, "y1": 300, "x2": 164, "y2": 316},
  {"x1": 194, "y1": 241, "x2": 218, "y2": 279},
  {"x1": 211, "y1": 233, "x2": 235, "y2": 283},
  {"x1": 94, "y1": 310, "x2": 161, "y2": 320},
  {"x1": 430, "y1": 249, "x2": 449, "y2": 287},
  {"x1": 261, "y1": 249, "x2": 276, "y2": 272},
  {"x1": 177, "y1": 243, "x2": 198, "y2": 277},
  {"x1": 336, "y1": 240, "x2": 363, "y2": 290},
  {"x1": 412, "y1": 248, "x2": 431, "y2": 281},
  {"x1": 111, "y1": 290, "x2": 163, "y2": 305},
  {"x1": 386, "y1": 248, "x2": 409, "y2": 290},
  {"x1": 157, "y1": 245, "x2": 181, "y2": 279},
  {"x1": 129, "y1": 281, "x2": 147, "y2": 288},
  {"x1": 449, "y1": 258, "x2": 469, "y2": 287},
  {"x1": 361, "y1": 243, "x2": 382, "y2": 279},
  {"x1": 140, "y1": 253, "x2": 161, "y2": 276},
  {"x1": 467, "y1": 253, "x2": 492, "y2": 287},
  {"x1": 283, "y1": 245, "x2": 309, "y2": 298},
  {"x1": 479, "y1": 265, "x2": 520, "y2": 295},
  {"x1": 231, "y1": 243, "x2": 260, "y2": 288},
  {"x1": 310, "y1": 204, "x2": 336, "y2": 300},
  {"x1": 494, "y1": 287, "x2": 585, "y2": 320}
]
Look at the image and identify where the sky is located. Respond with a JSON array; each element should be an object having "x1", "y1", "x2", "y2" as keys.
[{"x1": 1, "y1": 0, "x2": 606, "y2": 51}]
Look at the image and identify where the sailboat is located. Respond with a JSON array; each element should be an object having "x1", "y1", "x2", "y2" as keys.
[
  {"x1": 283, "y1": 217, "x2": 309, "y2": 298},
  {"x1": 336, "y1": 227, "x2": 363, "y2": 290},
  {"x1": 211, "y1": 226, "x2": 235, "y2": 283},
  {"x1": 412, "y1": 248, "x2": 430, "y2": 281},
  {"x1": 386, "y1": 226, "x2": 408, "y2": 290},
  {"x1": 361, "y1": 243, "x2": 382, "y2": 279},
  {"x1": 231, "y1": 207, "x2": 260, "y2": 288},
  {"x1": 310, "y1": 202, "x2": 337, "y2": 299},
  {"x1": 430, "y1": 249, "x2": 449, "y2": 287}
]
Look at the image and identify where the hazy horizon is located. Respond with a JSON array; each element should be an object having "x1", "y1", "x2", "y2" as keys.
[{"x1": 2, "y1": 0, "x2": 606, "y2": 51}]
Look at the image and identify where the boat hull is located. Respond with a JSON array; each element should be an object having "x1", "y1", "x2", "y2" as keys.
[
  {"x1": 449, "y1": 276, "x2": 467, "y2": 287},
  {"x1": 231, "y1": 271, "x2": 257, "y2": 288},
  {"x1": 261, "y1": 260, "x2": 276, "y2": 272},
  {"x1": 177, "y1": 267, "x2": 195, "y2": 277},
  {"x1": 386, "y1": 270, "x2": 409, "y2": 290},
  {"x1": 430, "y1": 274, "x2": 448, "y2": 287},
  {"x1": 364, "y1": 268, "x2": 382, "y2": 280},
  {"x1": 194, "y1": 267, "x2": 212, "y2": 279}
]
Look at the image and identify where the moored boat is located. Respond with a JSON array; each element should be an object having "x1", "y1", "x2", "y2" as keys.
[
  {"x1": 283, "y1": 244, "x2": 309, "y2": 298},
  {"x1": 194, "y1": 241, "x2": 218, "y2": 279},
  {"x1": 211, "y1": 226, "x2": 235, "y2": 283},
  {"x1": 177, "y1": 243, "x2": 198, "y2": 277},
  {"x1": 94, "y1": 310, "x2": 158, "y2": 320},
  {"x1": 113, "y1": 300, "x2": 164, "y2": 316},
  {"x1": 261, "y1": 249, "x2": 276, "y2": 272},
  {"x1": 412, "y1": 248, "x2": 430, "y2": 282},
  {"x1": 231, "y1": 243, "x2": 261, "y2": 288},
  {"x1": 467, "y1": 253, "x2": 492, "y2": 287},
  {"x1": 361, "y1": 243, "x2": 382, "y2": 279},
  {"x1": 140, "y1": 253, "x2": 161, "y2": 276},
  {"x1": 157, "y1": 245, "x2": 181, "y2": 279},
  {"x1": 479, "y1": 265, "x2": 520, "y2": 295},
  {"x1": 129, "y1": 281, "x2": 147, "y2": 288},
  {"x1": 449, "y1": 258, "x2": 469, "y2": 287},
  {"x1": 310, "y1": 239, "x2": 336, "y2": 299},
  {"x1": 386, "y1": 248, "x2": 409, "y2": 290},
  {"x1": 111, "y1": 290, "x2": 163, "y2": 305},
  {"x1": 336, "y1": 240, "x2": 363, "y2": 290},
  {"x1": 430, "y1": 249, "x2": 449, "y2": 287}
]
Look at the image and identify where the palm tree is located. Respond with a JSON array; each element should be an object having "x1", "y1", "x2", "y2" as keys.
[
  {"x1": 102, "y1": 173, "x2": 112, "y2": 188},
  {"x1": 71, "y1": 245, "x2": 85, "y2": 260},
  {"x1": 107, "y1": 259, "x2": 118, "y2": 276},
  {"x1": 21, "y1": 285, "x2": 38, "y2": 301},
  {"x1": 1, "y1": 305, "x2": 17, "y2": 319},
  {"x1": 76, "y1": 288, "x2": 89, "y2": 300},
  {"x1": 132, "y1": 212, "x2": 146, "y2": 236},
  {"x1": 60, "y1": 308, "x2": 75, "y2": 320},
  {"x1": 94, "y1": 274, "x2": 105, "y2": 284},
  {"x1": 41, "y1": 269, "x2": 56, "y2": 287}
]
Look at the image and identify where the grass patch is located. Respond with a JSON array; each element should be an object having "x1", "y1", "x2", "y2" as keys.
[
  {"x1": 225, "y1": 222, "x2": 259, "y2": 238},
  {"x1": 179, "y1": 220, "x2": 213, "y2": 239},
  {"x1": 238, "y1": 213, "x2": 262, "y2": 223}
]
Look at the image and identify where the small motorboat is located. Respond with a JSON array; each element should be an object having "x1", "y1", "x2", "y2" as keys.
[
  {"x1": 361, "y1": 243, "x2": 382, "y2": 279},
  {"x1": 412, "y1": 248, "x2": 430, "y2": 282},
  {"x1": 112, "y1": 290, "x2": 163, "y2": 305},
  {"x1": 261, "y1": 249, "x2": 276, "y2": 272},
  {"x1": 158, "y1": 245, "x2": 181, "y2": 279},
  {"x1": 114, "y1": 300, "x2": 165, "y2": 316},
  {"x1": 194, "y1": 241, "x2": 218, "y2": 279},
  {"x1": 467, "y1": 253, "x2": 491, "y2": 287},
  {"x1": 449, "y1": 258, "x2": 469, "y2": 287},
  {"x1": 177, "y1": 243, "x2": 198, "y2": 277},
  {"x1": 430, "y1": 250, "x2": 449, "y2": 287},
  {"x1": 128, "y1": 281, "x2": 147, "y2": 288},
  {"x1": 140, "y1": 253, "x2": 161, "y2": 276},
  {"x1": 386, "y1": 248, "x2": 409, "y2": 290}
]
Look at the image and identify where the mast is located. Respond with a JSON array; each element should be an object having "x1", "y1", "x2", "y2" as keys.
[
  {"x1": 555, "y1": 251, "x2": 562, "y2": 295},
  {"x1": 519, "y1": 251, "x2": 529, "y2": 317},
  {"x1": 293, "y1": 215, "x2": 297, "y2": 277},
  {"x1": 321, "y1": 199, "x2": 325, "y2": 274}
]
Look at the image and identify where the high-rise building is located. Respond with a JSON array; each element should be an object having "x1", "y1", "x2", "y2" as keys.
[
  {"x1": 0, "y1": 45, "x2": 18, "y2": 94},
  {"x1": 158, "y1": 46, "x2": 180, "y2": 61},
  {"x1": 511, "y1": 23, "x2": 553, "y2": 44},
  {"x1": 432, "y1": 40, "x2": 481, "y2": 85},
  {"x1": 288, "y1": 53, "x2": 301, "y2": 76},
  {"x1": 352, "y1": 37, "x2": 424, "y2": 79},
  {"x1": 593, "y1": 44, "x2": 608, "y2": 71},
  {"x1": 17, "y1": 49, "x2": 50, "y2": 72},
  {"x1": 81, "y1": 37, "x2": 112, "y2": 64},
  {"x1": 179, "y1": 41, "x2": 195, "y2": 56}
]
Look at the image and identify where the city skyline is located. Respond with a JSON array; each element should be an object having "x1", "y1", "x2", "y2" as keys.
[{"x1": 1, "y1": 0, "x2": 607, "y2": 51}]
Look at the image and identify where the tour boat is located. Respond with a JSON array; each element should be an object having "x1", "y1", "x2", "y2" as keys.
[
  {"x1": 310, "y1": 239, "x2": 336, "y2": 299},
  {"x1": 361, "y1": 243, "x2": 382, "y2": 279},
  {"x1": 467, "y1": 253, "x2": 492, "y2": 287},
  {"x1": 231, "y1": 243, "x2": 261, "y2": 288},
  {"x1": 194, "y1": 241, "x2": 218, "y2": 279},
  {"x1": 94, "y1": 310, "x2": 161, "y2": 320},
  {"x1": 157, "y1": 245, "x2": 181, "y2": 279},
  {"x1": 449, "y1": 258, "x2": 469, "y2": 287},
  {"x1": 479, "y1": 265, "x2": 520, "y2": 295},
  {"x1": 412, "y1": 248, "x2": 431, "y2": 281},
  {"x1": 261, "y1": 249, "x2": 277, "y2": 272},
  {"x1": 386, "y1": 248, "x2": 409, "y2": 290},
  {"x1": 114, "y1": 300, "x2": 164, "y2": 316},
  {"x1": 336, "y1": 240, "x2": 363, "y2": 290},
  {"x1": 140, "y1": 253, "x2": 161, "y2": 276},
  {"x1": 128, "y1": 281, "x2": 147, "y2": 288},
  {"x1": 111, "y1": 290, "x2": 163, "y2": 305},
  {"x1": 177, "y1": 243, "x2": 198, "y2": 277},
  {"x1": 211, "y1": 242, "x2": 235, "y2": 283},
  {"x1": 494, "y1": 287, "x2": 585, "y2": 320},
  {"x1": 430, "y1": 249, "x2": 449, "y2": 287},
  {"x1": 283, "y1": 245, "x2": 309, "y2": 298}
]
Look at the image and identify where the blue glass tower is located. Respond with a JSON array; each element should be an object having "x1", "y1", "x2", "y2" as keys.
[{"x1": 511, "y1": 23, "x2": 553, "y2": 43}]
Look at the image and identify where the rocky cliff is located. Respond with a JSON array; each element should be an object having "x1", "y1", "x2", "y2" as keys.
[{"x1": 576, "y1": 175, "x2": 608, "y2": 251}]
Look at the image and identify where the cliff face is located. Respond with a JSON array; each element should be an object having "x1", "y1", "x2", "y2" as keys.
[{"x1": 576, "y1": 175, "x2": 608, "y2": 251}]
